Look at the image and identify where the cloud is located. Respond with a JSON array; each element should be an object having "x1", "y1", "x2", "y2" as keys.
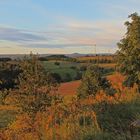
[
  {"x1": 49, "y1": 19, "x2": 126, "y2": 47},
  {"x1": 0, "y1": 27, "x2": 46, "y2": 42},
  {"x1": 0, "y1": 18, "x2": 126, "y2": 54}
]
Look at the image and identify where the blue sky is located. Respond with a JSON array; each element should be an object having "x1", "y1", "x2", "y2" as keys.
[{"x1": 0, "y1": 0, "x2": 140, "y2": 54}]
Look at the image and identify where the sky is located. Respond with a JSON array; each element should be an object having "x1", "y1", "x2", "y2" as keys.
[{"x1": 0, "y1": 0, "x2": 140, "y2": 54}]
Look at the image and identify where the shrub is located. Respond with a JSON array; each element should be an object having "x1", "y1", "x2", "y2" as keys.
[
  {"x1": 54, "y1": 61, "x2": 60, "y2": 66},
  {"x1": 51, "y1": 73, "x2": 62, "y2": 83},
  {"x1": 78, "y1": 65, "x2": 115, "y2": 99},
  {"x1": 16, "y1": 54, "x2": 60, "y2": 117}
]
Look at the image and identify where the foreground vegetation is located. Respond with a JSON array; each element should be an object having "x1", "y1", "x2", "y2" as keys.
[
  {"x1": 0, "y1": 78, "x2": 140, "y2": 140},
  {"x1": 0, "y1": 55, "x2": 140, "y2": 140}
]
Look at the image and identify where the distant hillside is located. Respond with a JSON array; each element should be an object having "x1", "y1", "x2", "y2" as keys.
[{"x1": 0, "y1": 53, "x2": 115, "y2": 59}]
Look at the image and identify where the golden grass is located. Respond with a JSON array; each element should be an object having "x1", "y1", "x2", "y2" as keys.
[
  {"x1": 99, "y1": 63, "x2": 116, "y2": 68},
  {"x1": 0, "y1": 105, "x2": 19, "y2": 111}
]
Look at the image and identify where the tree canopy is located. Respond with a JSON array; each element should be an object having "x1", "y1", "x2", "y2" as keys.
[
  {"x1": 78, "y1": 65, "x2": 115, "y2": 99},
  {"x1": 117, "y1": 12, "x2": 140, "y2": 92},
  {"x1": 17, "y1": 54, "x2": 60, "y2": 116}
]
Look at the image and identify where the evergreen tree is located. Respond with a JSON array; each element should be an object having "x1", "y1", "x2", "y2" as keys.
[
  {"x1": 117, "y1": 13, "x2": 140, "y2": 92},
  {"x1": 17, "y1": 53, "x2": 60, "y2": 116},
  {"x1": 78, "y1": 65, "x2": 115, "y2": 99}
]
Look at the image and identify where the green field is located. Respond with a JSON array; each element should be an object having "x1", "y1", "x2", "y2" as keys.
[
  {"x1": 43, "y1": 61, "x2": 81, "y2": 82},
  {"x1": 43, "y1": 61, "x2": 115, "y2": 82},
  {"x1": 43, "y1": 61, "x2": 80, "y2": 69}
]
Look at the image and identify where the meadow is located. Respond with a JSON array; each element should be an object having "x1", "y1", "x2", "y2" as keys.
[{"x1": 43, "y1": 61, "x2": 80, "y2": 82}]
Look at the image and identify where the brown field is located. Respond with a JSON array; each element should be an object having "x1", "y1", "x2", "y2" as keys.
[
  {"x1": 58, "y1": 73, "x2": 124, "y2": 96},
  {"x1": 79, "y1": 63, "x2": 116, "y2": 68},
  {"x1": 58, "y1": 80, "x2": 81, "y2": 96},
  {"x1": 99, "y1": 63, "x2": 116, "y2": 68},
  {"x1": 77, "y1": 55, "x2": 115, "y2": 61}
]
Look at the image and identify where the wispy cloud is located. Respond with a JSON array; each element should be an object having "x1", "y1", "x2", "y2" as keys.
[
  {"x1": 0, "y1": 0, "x2": 139, "y2": 54},
  {"x1": 0, "y1": 27, "x2": 46, "y2": 42},
  {"x1": 0, "y1": 18, "x2": 126, "y2": 54}
]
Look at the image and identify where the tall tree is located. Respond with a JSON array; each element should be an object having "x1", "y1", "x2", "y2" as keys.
[
  {"x1": 78, "y1": 65, "x2": 115, "y2": 99},
  {"x1": 17, "y1": 53, "x2": 60, "y2": 116},
  {"x1": 117, "y1": 13, "x2": 140, "y2": 92}
]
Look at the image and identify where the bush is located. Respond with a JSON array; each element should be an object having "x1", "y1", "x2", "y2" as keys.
[
  {"x1": 54, "y1": 61, "x2": 60, "y2": 66},
  {"x1": 51, "y1": 73, "x2": 62, "y2": 83},
  {"x1": 63, "y1": 73, "x2": 72, "y2": 82},
  {"x1": 70, "y1": 66, "x2": 77, "y2": 70},
  {"x1": 78, "y1": 65, "x2": 115, "y2": 98},
  {"x1": 0, "y1": 62, "x2": 21, "y2": 90},
  {"x1": 79, "y1": 65, "x2": 87, "y2": 71}
]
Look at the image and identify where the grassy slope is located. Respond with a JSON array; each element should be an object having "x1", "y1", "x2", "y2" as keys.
[{"x1": 43, "y1": 61, "x2": 80, "y2": 81}]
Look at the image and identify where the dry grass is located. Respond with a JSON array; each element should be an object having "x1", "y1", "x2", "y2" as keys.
[
  {"x1": 58, "y1": 80, "x2": 81, "y2": 96},
  {"x1": 2, "y1": 86, "x2": 139, "y2": 140},
  {"x1": 0, "y1": 105, "x2": 19, "y2": 111}
]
